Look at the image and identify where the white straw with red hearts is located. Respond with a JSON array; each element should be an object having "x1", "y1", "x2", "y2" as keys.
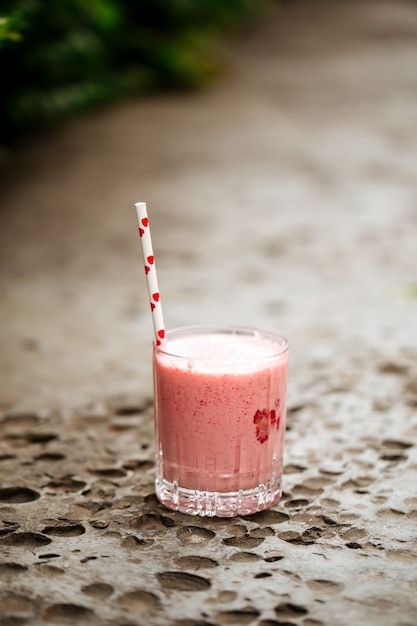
[{"x1": 135, "y1": 202, "x2": 166, "y2": 348}]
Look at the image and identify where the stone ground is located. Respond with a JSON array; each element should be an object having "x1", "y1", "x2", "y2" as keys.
[{"x1": 1, "y1": 1, "x2": 417, "y2": 625}]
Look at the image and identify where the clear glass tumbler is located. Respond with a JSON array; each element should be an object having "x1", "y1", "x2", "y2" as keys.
[{"x1": 153, "y1": 325, "x2": 289, "y2": 517}]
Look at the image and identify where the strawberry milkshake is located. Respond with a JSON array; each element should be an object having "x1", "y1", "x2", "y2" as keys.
[{"x1": 153, "y1": 326, "x2": 289, "y2": 517}]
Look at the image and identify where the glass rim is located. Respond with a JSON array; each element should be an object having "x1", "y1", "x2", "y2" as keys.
[{"x1": 153, "y1": 324, "x2": 289, "y2": 362}]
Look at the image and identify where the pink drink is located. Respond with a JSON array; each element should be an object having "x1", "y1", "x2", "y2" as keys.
[{"x1": 153, "y1": 326, "x2": 289, "y2": 517}]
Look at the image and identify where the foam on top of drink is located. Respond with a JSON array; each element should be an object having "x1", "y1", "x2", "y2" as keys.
[{"x1": 158, "y1": 332, "x2": 286, "y2": 373}]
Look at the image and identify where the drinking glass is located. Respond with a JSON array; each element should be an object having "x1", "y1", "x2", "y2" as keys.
[{"x1": 153, "y1": 325, "x2": 289, "y2": 517}]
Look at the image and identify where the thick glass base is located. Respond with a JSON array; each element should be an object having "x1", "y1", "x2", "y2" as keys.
[{"x1": 155, "y1": 476, "x2": 282, "y2": 517}]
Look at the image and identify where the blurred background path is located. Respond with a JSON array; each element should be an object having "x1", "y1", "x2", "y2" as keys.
[{"x1": 1, "y1": 0, "x2": 416, "y2": 411}]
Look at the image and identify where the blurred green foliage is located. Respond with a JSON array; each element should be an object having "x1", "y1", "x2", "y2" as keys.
[{"x1": 0, "y1": 0, "x2": 262, "y2": 146}]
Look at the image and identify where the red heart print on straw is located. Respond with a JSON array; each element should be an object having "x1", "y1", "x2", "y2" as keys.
[{"x1": 135, "y1": 202, "x2": 166, "y2": 348}]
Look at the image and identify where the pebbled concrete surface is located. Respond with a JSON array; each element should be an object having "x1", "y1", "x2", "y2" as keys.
[{"x1": 0, "y1": 1, "x2": 417, "y2": 625}]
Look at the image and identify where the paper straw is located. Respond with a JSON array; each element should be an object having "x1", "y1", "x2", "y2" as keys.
[{"x1": 135, "y1": 202, "x2": 166, "y2": 348}]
